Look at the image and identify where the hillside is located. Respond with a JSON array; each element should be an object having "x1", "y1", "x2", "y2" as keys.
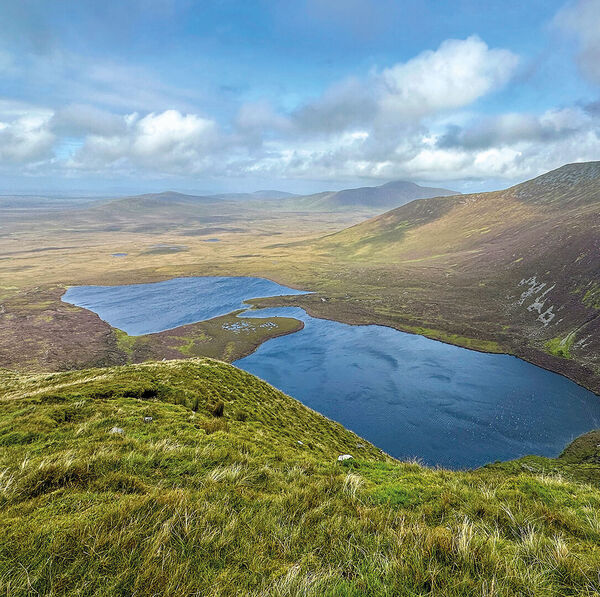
[
  {"x1": 92, "y1": 191, "x2": 222, "y2": 215},
  {"x1": 95, "y1": 189, "x2": 298, "y2": 211},
  {"x1": 286, "y1": 180, "x2": 458, "y2": 212},
  {"x1": 2, "y1": 359, "x2": 600, "y2": 596},
  {"x1": 210, "y1": 189, "x2": 298, "y2": 201},
  {"x1": 249, "y1": 162, "x2": 600, "y2": 393}
]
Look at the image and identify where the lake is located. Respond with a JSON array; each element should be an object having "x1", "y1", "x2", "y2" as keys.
[
  {"x1": 63, "y1": 276, "x2": 600, "y2": 468},
  {"x1": 63, "y1": 276, "x2": 308, "y2": 336}
]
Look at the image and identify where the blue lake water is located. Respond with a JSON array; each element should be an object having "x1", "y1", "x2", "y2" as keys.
[
  {"x1": 63, "y1": 276, "x2": 308, "y2": 336},
  {"x1": 63, "y1": 276, "x2": 600, "y2": 469}
]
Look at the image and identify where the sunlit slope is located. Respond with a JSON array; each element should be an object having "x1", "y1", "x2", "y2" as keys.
[
  {"x1": 1, "y1": 359, "x2": 600, "y2": 596},
  {"x1": 310, "y1": 162, "x2": 600, "y2": 390}
]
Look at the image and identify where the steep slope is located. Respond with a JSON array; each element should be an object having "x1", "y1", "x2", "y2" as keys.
[
  {"x1": 1, "y1": 359, "x2": 600, "y2": 596},
  {"x1": 285, "y1": 180, "x2": 458, "y2": 212},
  {"x1": 512, "y1": 161, "x2": 600, "y2": 206},
  {"x1": 260, "y1": 162, "x2": 600, "y2": 392}
]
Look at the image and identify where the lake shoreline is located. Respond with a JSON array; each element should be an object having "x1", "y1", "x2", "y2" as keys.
[{"x1": 245, "y1": 290, "x2": 600, "y2": 397}]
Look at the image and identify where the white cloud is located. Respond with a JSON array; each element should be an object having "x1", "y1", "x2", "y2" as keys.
[
  {"x1": 285, "y1": 36, "x2": 518, "y2": 138},
  {"x1": 377, "y1": 36, "x2": 519, "y2": 123},
  {"x1": 555, "y1": 0, "x2": 600, "y2": 84},
  {"x1": 227, "y1": 103, "x2": 600, "y2": 185},
  {"x1": 0, "y1": 103, "x2": 54, "y2": 164},
  {"x1": 69, "y1": 109, "x2": 222, "y2": 174},
  {"x1": 0, "y1": 31, "x2": 594, "y2": 190},
  {"x1": 437, "y1": 107, "x2": 590, "y2": 150}
]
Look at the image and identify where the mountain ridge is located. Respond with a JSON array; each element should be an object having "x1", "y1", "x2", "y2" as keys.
[{"x1": 286, "y1": 179, "x2": 458, "y2": 211}]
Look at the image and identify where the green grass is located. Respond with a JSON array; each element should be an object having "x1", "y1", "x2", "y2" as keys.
[
  {"x1": 114, "y1": 328, "x2": 136, "y2": 356},
  {"x1": 112, "y1": 311, "x2": 304, "y2": 364},
  {"x1": 1, "y1": 359, "x2": 600, "y2": 596},
  {"x1": 401, "y1": 324, "x2": 503, "y2": 353},
  {"x1": 583, "y1": 282, "x2": 600, "y2": 310},
  {"x1": 545, "y1": 333, "x2": 576, "y2": 359},
  {"x1": 559, "y1": 429, "x2": 600, "y2": 465}
]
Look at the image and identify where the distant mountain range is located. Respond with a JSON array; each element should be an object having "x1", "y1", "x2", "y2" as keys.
[
  {"x1": 96, "y1": 180, "x2": 458, "y2": 214},
  {"x1": 285, "y1": 180, "x2": 458, "y2": 211}
]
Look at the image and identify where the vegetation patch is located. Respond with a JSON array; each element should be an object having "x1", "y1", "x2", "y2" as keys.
[
  {"x1": 582, "y1": 282, "x2": 600, "y2": 310},
  {"x1": 545, "y1": 333, "x2": 576, "y2": 359},
  {"x1": 402, "y1": 324, "x2": 503, "y2": 353}
]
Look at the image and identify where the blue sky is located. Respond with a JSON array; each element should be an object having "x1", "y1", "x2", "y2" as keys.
[{"x1": 0, "y1": 0, "x2": 599, "y2": 195}]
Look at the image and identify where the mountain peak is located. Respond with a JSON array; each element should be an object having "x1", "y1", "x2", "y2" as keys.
[{"x1": 319, "y1": 180, "x2": 458, "y2": 209}]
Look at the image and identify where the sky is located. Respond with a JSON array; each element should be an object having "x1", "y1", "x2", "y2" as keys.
[{"x1": 0, "y1": 0, "x2": 599, "y2": 196}]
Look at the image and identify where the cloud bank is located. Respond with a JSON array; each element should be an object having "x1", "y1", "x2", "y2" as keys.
[{"x1": 1, "y1": 8, "x2": 599, "y2": 191}]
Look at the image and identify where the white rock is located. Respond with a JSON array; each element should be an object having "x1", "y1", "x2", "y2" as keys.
[
  {"x1": 109, "y1": 427, "x2": 124, "y2": 434},
  {"x1": 337, "y1": 454, "x2": 353, "y2": 462},
  {"x1": 144, "y1": 416, "x2": 153, "y2": 423}
]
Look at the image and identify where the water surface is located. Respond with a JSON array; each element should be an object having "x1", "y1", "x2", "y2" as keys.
[
  {"x1": 63, "y1": 276, "x2": 600, "y2": 468},
  {"x1": 63, "y1": 276, "x2": 308, "y2": 335},
  {"x1": 238, "y1": 306, "x2": 600, "y2": 468}
]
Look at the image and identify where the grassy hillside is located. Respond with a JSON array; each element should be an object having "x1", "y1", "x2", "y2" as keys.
[{"x1": 1, "y1": 359, "x2": 600, "y2": 596}]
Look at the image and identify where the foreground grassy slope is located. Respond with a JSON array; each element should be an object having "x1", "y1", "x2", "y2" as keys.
[{"x1": 2, "y1": 359, "x2": 600, "y2": 596}]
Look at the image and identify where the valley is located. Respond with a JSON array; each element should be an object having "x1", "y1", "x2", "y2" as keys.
[
  {"x1": 2, "y1": 164, "x2": 599, "y2": 396},
  {"x1": 4, "y1": 3, "x2": 600, "y2": 593}
]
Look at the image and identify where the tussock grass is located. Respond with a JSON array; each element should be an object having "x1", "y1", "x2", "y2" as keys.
[{"x1": 1, "y1": 358, "x2": 600, "y2": 595}]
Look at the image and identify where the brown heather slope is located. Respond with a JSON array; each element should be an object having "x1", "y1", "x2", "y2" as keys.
[{"x1": 251, "y1": 162, "x2": 600, "y2": 392}]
